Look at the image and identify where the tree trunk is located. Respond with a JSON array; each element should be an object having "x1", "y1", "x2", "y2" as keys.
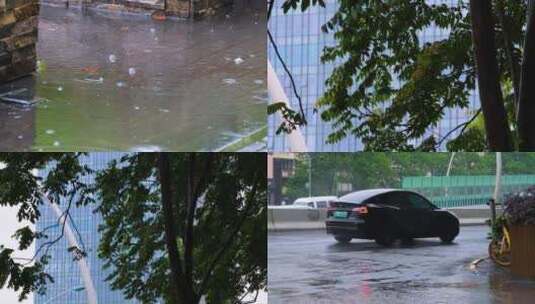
[
  {"x1": 518, "y1": 0, "x2": 535, "y2": 151},
  {"x1": 469, "y1": 0, "x2": 513, "y2": 151},
  {"x1": 158, "y1": 153, "x2": 195, "y2": 304}
]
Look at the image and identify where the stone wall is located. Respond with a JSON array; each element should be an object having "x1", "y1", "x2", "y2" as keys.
[
  {"x1": 0, "y1": 0, "x2": 39, "y2": 83},
  {"x1": 166, "y1": 0, "x2": 233, "y2": 18}
]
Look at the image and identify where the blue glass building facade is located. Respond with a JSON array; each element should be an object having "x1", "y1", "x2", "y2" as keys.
[
  {"x1": 34, "y1": 153, "x2": 138, "y2": 304},
  {"x1": 268, "y1": 0, "x2": 479, "y2": 152}
]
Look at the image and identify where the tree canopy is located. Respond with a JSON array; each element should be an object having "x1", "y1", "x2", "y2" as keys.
[
  {"x1": 282, "y1": 152, "x2": 535, "y2": 202},
  {"x1": 271, "y1": 0, "x2": 534, "y2": 151},
  {"x1": 0, "y1": 153, "x2": 266, "y2": 304}
]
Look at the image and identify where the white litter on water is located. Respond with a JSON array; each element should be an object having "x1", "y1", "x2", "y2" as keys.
[
  {"x1": 222, "y1": 78, "x2": 237, "y2": 85},
  {"x1": 234, "y1": 57, "x2": 244, "y2": 65},
  {"x1": 254, "y1": 79, "x2": 263, "y2": 85},
  {"x1": 45, "y1": 129, "x2": 55, "y2": 135},
  {"x1": 249, "y1": 54, "x2": 256, "y2": 58},
  {"x1": 130, "y1": 145, "x2": 162, "y2": 152},
  {"x1": 159, "y1": 108, "x2": 170, "y2": 113},
  {"x1": 53, "y1": 141, "x2": 60, "y2": 147},
  {"x1": 128, "y1": 68, "x2": 136, "y2": 77},
  {"x1": 224, "y1": 57, "x2": 231, "y2": 61},
  {"x1": 57, "y1": 86, "x2": 63, "y2": 92},
  {"x1": 134, "y1": 106, "x2": 140, "y2": 110},
  {"x1": 108, "y1": 54, "x2": 117, "y2": 63},
  {"x1": 116, "y1": 81, "x2": 126, "y2": 88},
  {"x1": 17, "y1": 135, "x2": 23, "y2": 140},
  {"x1": 150, "y1": 28, "x2": 156, "y2": 33}
]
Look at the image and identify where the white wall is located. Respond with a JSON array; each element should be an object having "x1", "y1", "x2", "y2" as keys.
[{"x1": 0, "y1": 206, "x2": 34, "y2": 304}]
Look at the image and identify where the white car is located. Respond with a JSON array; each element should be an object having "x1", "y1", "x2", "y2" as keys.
[{"x1": 292, "y1": 196, "x2": 338, "y2": 209}]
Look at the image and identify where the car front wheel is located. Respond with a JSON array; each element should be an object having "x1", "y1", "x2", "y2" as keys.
[{"x1": 334, "y1": 236, "x2": 352, "y2": 244}]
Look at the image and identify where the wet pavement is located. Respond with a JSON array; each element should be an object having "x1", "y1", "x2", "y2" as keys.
[
  {"x1": 0, "y1": 4, "x2": 266, "y2": 151},
  {"x1": 268, "y1": 226, "x2": 535, "y2": 304}
]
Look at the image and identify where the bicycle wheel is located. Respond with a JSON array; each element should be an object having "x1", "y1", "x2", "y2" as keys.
[{"x1": 488, "y1": 239, "x2": 511, "y2": 267}]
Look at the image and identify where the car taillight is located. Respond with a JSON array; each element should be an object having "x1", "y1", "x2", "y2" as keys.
[{"x1": 352, "y1": 206, "x2": 368, "y2": 215}]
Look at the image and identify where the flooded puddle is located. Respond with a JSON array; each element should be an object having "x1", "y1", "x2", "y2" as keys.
[{"x1": 0, "y1": 4, "x2": 266, "y2": 151}]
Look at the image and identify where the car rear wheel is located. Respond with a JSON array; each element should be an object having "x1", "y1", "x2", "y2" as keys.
[
  {"x1": 334, "y1": 236, "x2": 352, "y2": 244},
  {"x1": 375, "y1": 233, "x2": 395, "y2": 247},
  {"x1": 439, "y1": 234, "x2": 456, "y2": 243}
]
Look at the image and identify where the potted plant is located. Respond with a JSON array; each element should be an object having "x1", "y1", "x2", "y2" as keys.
[{"x1": 503, "y1": 186, "x2": 535, "y2": 278}]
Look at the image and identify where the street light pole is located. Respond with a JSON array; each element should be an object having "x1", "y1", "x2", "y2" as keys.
[
  {"x1": 492, "y1": 152, "x2": 502, "y2": 225},
  {"x1": 445, "y1": 152, "x2": 456, "y2": 197},
  {"x1": 308, "y1": 154, "x2": 312, "y2": 198}
]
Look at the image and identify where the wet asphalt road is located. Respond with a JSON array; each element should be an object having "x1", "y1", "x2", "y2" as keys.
[{"x1": 268, "y1": 225, "x2": 535, "y2": 304}]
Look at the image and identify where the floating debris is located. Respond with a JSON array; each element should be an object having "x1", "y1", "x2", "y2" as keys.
[
  {"x1": 130, "y1": 145, "x2": 162, "y2": 152},
  {"x1": 234, "y1": 57, "x2": 244, "y2": 65},
  {"x1": 45, "y1": 129, "x2": 55, "y2": 135},
  {"x1": 17, "y1": 135, "x2": 23, "y2": 140},
  {"x1": 116, "y1": 81, "x2": 126, "y2": 88},
  {"x1": 108, "y1": 54, "x2": 117, "y2": 63},
  {"x1": 0, "y1": 88, "x2": 38, "y2": 106},
  {"x1": 159, "y1": 108, "x2": 170, "y2": 113},
  {"x1": 134, "y1": 106, "x2": 140, "y2": 110},
  {"x1": 53, "y1": 141, "x2": 60, "y2": 147},
  {"x1": 128, "y1": 68, "x2": 136, "y2": 77},
  {"x1": 222, "y1": 78, "x2": 237, "y2": 85},
  {"x1": 57, "y1": 86, "x2": 63, "y2": 92},
  {"x1": 254, "y1": 79, "x2": 263, "y2": 85},
  {"x1": 150, "y1": 28, "x2": 156, "y2": 34}
]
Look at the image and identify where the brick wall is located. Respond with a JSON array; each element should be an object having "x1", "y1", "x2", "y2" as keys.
[{"x1": 0, "y1": 0, "x2": 38, "y2": 83}]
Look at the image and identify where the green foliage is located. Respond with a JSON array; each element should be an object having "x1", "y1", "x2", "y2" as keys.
[
  {"x1": 278, "y1": 0, "x2": 527, "y2": 150},
  {"x1": 0, "y1": 153, "x2": 266, "y2": 303},
  {"x1": 283, "y1": 153, "x2": 535, "y2": 202},
  {"x1": 0, "y1": 153, "x2": 90, "y2": 301},
  {"x1": 94, "y1": 153, "x2": 266, "y2": 303},
  {"x1": 268, "y1": 102, "x2": 307, "y2": 134}
]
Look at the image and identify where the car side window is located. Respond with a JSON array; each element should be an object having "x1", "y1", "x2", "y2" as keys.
[
  {"x1": 316, "y1": 201, "x2": 327, "y2": 208},
  {"x1": 307, "y1": 202, "x2": 314, "y2": 208},
  {"x1": 407, "y1": 193, "x2": 433, "y2": 209},
  {"x1": 375, "y1": 193, "x2": 404, "y2": 209}
]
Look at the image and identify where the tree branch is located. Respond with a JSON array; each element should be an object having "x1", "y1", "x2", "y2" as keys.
[{"x1": 196, "y1": 173, "x2": 261, "y2": 300}]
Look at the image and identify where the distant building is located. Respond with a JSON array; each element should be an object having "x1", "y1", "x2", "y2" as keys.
[
  {"x1": 34, "y1": 153, "x2": 141, "y2": 304},
  {"x1": 268, "y1": 0, "x2": 479, "y2": 151},
  {"x1": 268, "y1": 153, "x2": 297, "y2": 205}
]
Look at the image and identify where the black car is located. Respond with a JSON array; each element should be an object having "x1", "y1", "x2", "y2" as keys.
[{"x1": 326, "y1": 189, "x2": 460, "y2": 246}]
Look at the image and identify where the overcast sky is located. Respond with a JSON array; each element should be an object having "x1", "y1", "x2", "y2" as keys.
[{"x1": 0, "y1": 206, "x2": 34, "y2": 304}]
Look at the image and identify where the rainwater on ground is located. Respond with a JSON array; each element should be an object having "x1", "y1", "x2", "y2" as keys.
[{"x1": 0, "y1": 4, "x2": 266, "y2": 151}]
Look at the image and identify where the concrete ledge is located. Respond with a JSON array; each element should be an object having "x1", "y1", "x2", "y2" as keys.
[{"x1": 267, "y1": 206, "x2": 493, "y2": 232}]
